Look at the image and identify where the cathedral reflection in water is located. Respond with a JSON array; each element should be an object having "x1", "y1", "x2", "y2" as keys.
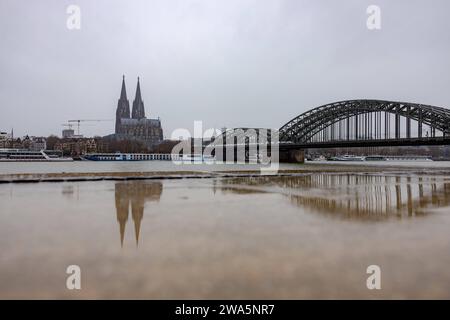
[{"x1": 114, "y1": 181, "x2": 163, "y2": 247}]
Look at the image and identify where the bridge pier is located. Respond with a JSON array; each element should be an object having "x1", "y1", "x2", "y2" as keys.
[{"x1": 279, "y1": 149, "x2": 305, "y2": 163}]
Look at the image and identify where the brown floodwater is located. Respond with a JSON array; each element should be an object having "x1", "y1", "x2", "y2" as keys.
[{"x1": 1, "y1": 173, "x2": 450, "y2": 299}]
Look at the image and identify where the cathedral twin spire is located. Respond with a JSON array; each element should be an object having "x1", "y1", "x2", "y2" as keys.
[
  {"x1": 117, "y1": 75, "x2": 145, "y2": 121},
  {"x1": 120, "y1": 75, "x2": 128, "y2": 100},
  {"x1": 114, "y1": 75, "x2": 163, "y2": 141},
  {"x1": 132, "y1": 77, "x2": 145, "y2": 119},
  {"x1": 115, "y1": 75, "x2": 131, "y2": 133}
]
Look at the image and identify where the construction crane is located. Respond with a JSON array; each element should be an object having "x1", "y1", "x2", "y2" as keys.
[{"x1": 68, "y1": 119, "x2": 113, "y2": 136}]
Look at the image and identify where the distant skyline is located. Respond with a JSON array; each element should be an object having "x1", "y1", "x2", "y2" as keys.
[{"x1": 1, "y1": 0, "x2": 450, "y2": 138}]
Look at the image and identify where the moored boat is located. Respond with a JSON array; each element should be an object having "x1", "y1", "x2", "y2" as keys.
[
  {"x1": 365, "y1": 156, "x2": 386, "y2": 161},
  {"x1": 81, "y1": 152, "x2": 178, "y2": 161},
  {"x1": 331, "y1": 155, "x2": 365, "y2": 161},
  {"x1": 0, "y1": 149, "x2": 73, "y2": 162}
]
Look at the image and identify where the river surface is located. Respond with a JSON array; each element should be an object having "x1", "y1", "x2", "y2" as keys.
[
  {"x1": 0, "y1": 161, "x2": 301, "y2": 175},
  {"x1": 1, "y1": 168, "x2": 450, "y2": 299},
  {"x1": 1, "y1": 160, "x2": 450, "y2": 175}
]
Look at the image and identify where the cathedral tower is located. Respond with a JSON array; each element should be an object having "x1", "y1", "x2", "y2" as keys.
[
  {"x1": 132, "y1": 77, "x2": 145, "y2": 119},
  {"x1": 115, "y1": 75, "x2": 130, "y2": 134}
]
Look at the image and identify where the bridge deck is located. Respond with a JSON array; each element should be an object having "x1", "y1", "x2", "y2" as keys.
[{"x1": 280, "y1": 136, "x2": 450, "y2": 150}]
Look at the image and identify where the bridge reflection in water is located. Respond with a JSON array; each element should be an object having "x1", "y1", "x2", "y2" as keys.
[
  {"x1": 114, "y1": 181, "x2": 162, "y2": 247},
  {"x1": 218, "y1": 175, "x2": 450, "y2": 220}
]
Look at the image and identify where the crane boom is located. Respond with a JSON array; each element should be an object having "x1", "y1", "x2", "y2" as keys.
[
  {"x1": 68, "y1": 119, "x2": 113, "y2": 122},
  {"x1": 67, "y1": 119, "x2": 113, "y2": 135}
]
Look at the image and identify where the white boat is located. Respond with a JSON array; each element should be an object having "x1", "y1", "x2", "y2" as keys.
[
  {"x1": 82, "y1": 152, "x2": 179, "y2": 161},
  {"x1": 0, "y1": 149, "x2": 73, "y2": 162},
  {"x1": 81, "y1": 152, "x2": 216, "y2": 162},
  {"x1": 332, "y1": 155, "x2": 365, "y2": 161},
  {"x1": 384, "y1": 156, "x2": 433, "y2": 161}
]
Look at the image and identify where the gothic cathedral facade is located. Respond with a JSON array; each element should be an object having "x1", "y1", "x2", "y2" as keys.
[{"x1": 115, "y1": 76, "x2": 163, "y2": 146}]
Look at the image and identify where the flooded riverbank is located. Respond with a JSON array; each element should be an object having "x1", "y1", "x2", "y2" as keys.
[
  {"x1": 2, "y1": 161, "x2": 450, "y2": 183},
  {"x1": 1, "y1": 160, "x2": 450, "y2": 176},
  {"x1": 1, "y1": 172, "x2": 450, "y2": 299}
]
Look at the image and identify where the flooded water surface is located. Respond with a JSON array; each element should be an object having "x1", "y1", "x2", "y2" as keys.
[{"x1": 1, "y1": 173, "x2": 450, "y2": 299}]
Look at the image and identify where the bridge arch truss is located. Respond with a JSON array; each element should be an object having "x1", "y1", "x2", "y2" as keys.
[{"x1": 279, "y1": 100, "x2": 450, "y2": 145}]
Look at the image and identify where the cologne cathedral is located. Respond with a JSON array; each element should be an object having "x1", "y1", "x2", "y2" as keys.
[{"x1": 115, "y1": 76, "x2": 163, "y2": 146}]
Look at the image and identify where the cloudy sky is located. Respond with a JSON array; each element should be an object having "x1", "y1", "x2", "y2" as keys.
[{"x1": 0, "y1": 0, "x2": 449, "y2": 138}]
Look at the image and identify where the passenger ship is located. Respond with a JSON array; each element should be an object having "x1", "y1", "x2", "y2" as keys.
[
  {"x1": 82, "y1": 152, "x2": 181, "y2": 161},
  {"x1": 81, "y1": 152, "x2": 215, "y2": 162},
  {"x1": 0, "y1": 149, "x2": 73, "y2": 162}
]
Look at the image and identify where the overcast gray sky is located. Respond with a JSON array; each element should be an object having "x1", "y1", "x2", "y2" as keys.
[{"x1": 1, "y1": 0, "x2": 449, "y2": 138}]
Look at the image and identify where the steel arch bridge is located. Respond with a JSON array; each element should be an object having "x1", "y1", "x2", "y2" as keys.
[
  {"x1": 208, "y1": 128, "x2": 273, "y2": 145},
  {"x1": 279, "y1": 99, "x2": 450, "y2": 149}
]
